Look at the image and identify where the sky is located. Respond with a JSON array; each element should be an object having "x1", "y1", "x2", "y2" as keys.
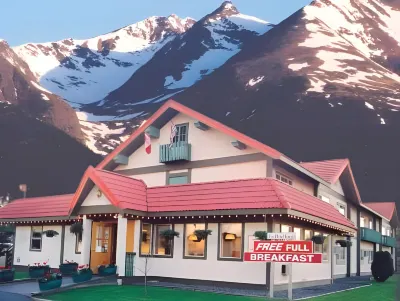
[{"x1": 1, "y1": 0, "x2": 311, "y2": 46}]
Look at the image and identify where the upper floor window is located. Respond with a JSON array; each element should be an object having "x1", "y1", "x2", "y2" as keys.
[
  {"x1": 360, "y1": 217, "x2": 365, "y2": 228},
  {"x1": 276, "y1": 173, "x2": 293, "y2": 186},
  {"x1": 387, "y1": 229, "x2": 391, "y2": 236},
  {"x1": 172, "y1": 124, "x2": 188, "y2": 144},
  {"x1": 337, "y1": 203, "x2": 346, "y2": 216},
  {"x1": 369, "y1": 220, "x2": 373, "y2": 229},
  {"x1": 167, "y1": 172, "x2": 189, "y2": 185},
  {"x1": 319, "y1": 195, "x2": 330, "y2": 203}
]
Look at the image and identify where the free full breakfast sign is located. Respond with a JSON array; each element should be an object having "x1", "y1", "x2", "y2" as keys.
[{"x1": 244, "y1": 240, "x2": 322, "y2": 263}]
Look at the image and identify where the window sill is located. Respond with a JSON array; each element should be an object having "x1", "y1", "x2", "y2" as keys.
[
  {"x1": 183, "y1": 255, "x2": 207, "y2": 260},
  {"x1": 218, "y1": 257, "x2": 243, "y2": 262},
  {"x1": 29, "y1": 249, "x2": 42, "y2": 252}
]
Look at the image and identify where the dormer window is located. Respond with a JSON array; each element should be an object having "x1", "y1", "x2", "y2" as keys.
[
  {"x1": 276, "y1": 173, "x2": 293, "y2": 186},
  {"x1": 173, "y1": 123, "x2": 188, "y2": 144}
]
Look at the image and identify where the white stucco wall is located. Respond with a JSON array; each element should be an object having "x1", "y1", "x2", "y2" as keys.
[
  {"x1": 81, "y1": 185, "x2": 112, "y2": 206},
  {"x1": 14, "y1": 225, "x2": 62, "y2": 268},
  {"x1": 331, "y1": 180, "x2": 345, "y2": 195},
  {"x1": 360, "y1": 241, "x2": 374, "y2": 274},
  {"x1": 63, "y1": 225, "x2": 81, "y2": 264},
  {"x1": 350, "y1": 236, "x2": 357, "y2": 275},
  {"x1": 116, "y1": 113, "x2": 259, "y2": 171},
  {"x1": 131, "y1": 172, "x2": 166, "y2": 187}
]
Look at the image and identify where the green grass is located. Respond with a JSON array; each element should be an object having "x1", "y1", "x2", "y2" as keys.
[
  {"x1": 311, "y1": 275, "x2": 398, "y2": 301},
  {"x1": 14, "y1": 271, "x2": 30, "y2": 280},
  {"x1": 47, "y1": 275, "x2": 398, "y2": 301}
]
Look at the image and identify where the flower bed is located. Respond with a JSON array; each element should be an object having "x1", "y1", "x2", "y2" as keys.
[
  {"x1": 72, "y1": 264, "x2": 93, "y2": 283},
  {"x1": 38, "y1": 272, "x2": 62, "y2": 291},
  {"x1": 29, "y1": 261, "x2": 50, "y2": 278},
  {"x1": 98, "y1": 264, "x2": 117, "y2": 276},
  {"x1": 0, "y1": 268, "x2": 15, "y2": 282},
  {"x1": 59, "y1": 260, "x2": 78, "y2": 276}
]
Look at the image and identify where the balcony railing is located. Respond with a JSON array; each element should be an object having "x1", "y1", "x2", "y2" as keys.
[
  {"x1": 360, "y1": 227, "x2": 382, "y2": 244},
  {"x1": 382, "y1": 235, "x2": 396, "y2": 248},
  {"x1": 159, "y1": 142, "x2": 191, "y2": 163}
]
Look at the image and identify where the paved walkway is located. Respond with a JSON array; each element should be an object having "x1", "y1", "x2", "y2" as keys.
[
  {"x1": 0, "y1": 291, "x2": 31, "y2": 301},
  {"x1": 140, "y1": 276, "x2": 372, "y2": 300}
]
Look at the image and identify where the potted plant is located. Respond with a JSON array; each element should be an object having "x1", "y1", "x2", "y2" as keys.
[
  {"x1": 193, "y1": 229, "x2": 212, "y2": 242},
  {"x1": 59, "y1": 260, "x2": 78, "y2": 275},
  {"x1": 160, "y1": 229, "x2": 180, "y2": 240},
  {"x1": 254, "y1": 231, "x2": 269, "y2": 240},
  {"x1": 28, "y1": 261, "x2": 50, "y2": 278},
  {"x1": 312, "y1": 235, "x2": 326, "y2": 245},
  {"x1": 0, "y1": 268, "x2": 15, "y2": 282},
  {"x1": 70, "y1": 222, "x2": 83, "y2": 237},
  {"x1": 98, "y1": 263, "x2": 117, "y2": 276},
  {"x1": 38, "y1": 272, "x2": 62, "y2": 291},
  {"x1": 336, "y1": 240, "x2": 352, "y2": 247},
  {"x1": 42, "y1": 230, "x2": 59, "y2": 238},
  {"x1": 72, "y1": 264, "x2": 93, "y2": 283}
]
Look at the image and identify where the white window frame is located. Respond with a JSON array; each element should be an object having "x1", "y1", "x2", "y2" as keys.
[
  {"x1": 183, "y1": 223, "x2": 207, "y2": 259},
  {"x1": 30, "y1": 226, "x2": 43, "y2": 252},
  {"x1": 319, "y1": 195, "x2": 330, "y2": 203},
  {"x1": 276, "y1": 173, "x2": 293, "y2": 186},
  {"x1": 337, "y1": 203, "x2": 346, "y2": 216},
  {"x1": 218, "y1": 223, "x2": 244, "y2": 261}
]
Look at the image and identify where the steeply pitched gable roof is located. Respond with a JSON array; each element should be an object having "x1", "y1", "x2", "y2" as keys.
[
  {"x1": 364, "y1": 202, "x2": 396, "y2": 221},
  {"x1": 300, "y1": 159, "x2": 349, "y2": 184}
]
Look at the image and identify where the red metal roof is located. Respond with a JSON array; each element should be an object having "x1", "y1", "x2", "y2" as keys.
[
  {"x1": 71, "y1": 167, "x2": 147, "y2": 212},
  {"x1": 97, "y1": 99, "x2": 281, "y2": 169},
  {"x1": 364, "y1": 202, "x2": 396, "y2": 221},
  {"x1": 300, "y1": 159, "x2": 349, "y2": 184},
  {"x1": 147, "y1": 178, "x2": 356, "y2": 230},
  {"x1": 0, "y1": 194, "x2": 73, "y2": 219}
]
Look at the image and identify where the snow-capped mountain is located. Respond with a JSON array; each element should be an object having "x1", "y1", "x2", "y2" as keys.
[
  {"x1": 172, "y1": 0, "x2": 400, "y2": 204},
  {"x1": 13, "y1": 15, "x2": 195, "y2": 114},
  {"x1": 82, "y1": 1, "x2": 272, "y2": 119},
  {"x1": 0, "y1": 40, "x2": 82, "y2": 140}
]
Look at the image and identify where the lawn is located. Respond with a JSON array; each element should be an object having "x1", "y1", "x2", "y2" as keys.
[{"x1": 47, "y1": 275, "x2": 398, "y2": 301}]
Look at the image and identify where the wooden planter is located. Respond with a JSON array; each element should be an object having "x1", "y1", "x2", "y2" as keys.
[
  {"x1": 98, "y1": 266, "x2": 117, "y2": 276},
  {"x1": 38, "y1": 279, "x2": 62, "y2": 291},
  {"x1": 29, "y1": 266, "x2": 50, "y2": 278},
  {"x1": 59, "y1": 263, "x2": 78, "y2": 275},
  {"x1": 72, "y1": 271, "x2": 93, "y2": 283},
  {"x1": 0, "y1": 269, "x2": 15, "y2": 282}
]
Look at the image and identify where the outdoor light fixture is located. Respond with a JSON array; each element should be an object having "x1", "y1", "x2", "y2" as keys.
[
  {"x1": 224, "y1": 233, "x2": 236, "y2": 241},
  {"x1": 97, "y1": 190, "x2": 102, "y2": 198},
  {"x1": 188, "y1": 234, "x2": 198, "y2": 241}
]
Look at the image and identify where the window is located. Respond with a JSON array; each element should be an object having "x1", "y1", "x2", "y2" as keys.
[
  {"x1": 387, "y1": 229, "x2": 391, "y2": 236},
  {"x1": 304, "y1": 230, "x2": 312, "y2": 241},
  {"x1": 75, "y1": 232, "x2": 82, "y2": 254},
  {"x1": 219, "y1": 223, "x2": 243, "y2": 260},
  {"x1": 153, "y1": 224, "x2": 173, "y2": 256},
  {"x1": 369, "y1": 220, "x2": 373, "y2": 229},
  {"x1": 368, "y1": 251, "x2": 374, "y2": 264},
  {"x1": 184, "y1": 224, "x2": 206, "y2": 258},
  {"x1": 334, "y1": 246, "x2": 346, "y2": 265},
  {"x1": 276, "y1": 173, "x2": 293, "y2": 186},
  {"x1": 140, "y1": 223, "x2": 152, "y2": 255},
  {"x1": 294, "y1": 227, "x2": 301, "y2": 240},
  {"x1": 360, "y1": 217, "x2": 365, "y2": 228},
  {"x1": 281, "y1": 225, "x2": 293, "y2": 233},
  {"x1": 168, "y1": 175, "x2": 189, "y2": 185},
  {"x1": 95, "y1": 224, "x2": 110, "y2": 253},
  {"x1": 338, "y1": 204, "x2": 346, "y2": 216},
  {"x1": 361, "y1": 250, "x2": 374, "y2": 263},
  {"x1": 30, "y1": 226, "x2": 43, "y2": 251},
  {"x1": 314, "y1": 232, "x2": 329, "y2": 261},
  {"x1": 172, "y1": 124, "x2": 188, "y2": 144},
  {"x1": 319, "y1": 195, "x2": 330, "y2": 203}
]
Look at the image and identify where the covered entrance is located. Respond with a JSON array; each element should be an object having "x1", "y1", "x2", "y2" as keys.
[{"x1": 90, "y1": 221, "x2": 117, "y2": 273}]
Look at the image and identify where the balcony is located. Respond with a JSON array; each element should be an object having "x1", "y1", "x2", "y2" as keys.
[
  {"x1": 159, "y1": 142, "x2": 191, "y2": 163},
  {"x1": 360, "y1": 227, "x2": 381, "y2": 244},
  {"x1": 382, "y1": 235, "x2": 396, "y2": 248}
]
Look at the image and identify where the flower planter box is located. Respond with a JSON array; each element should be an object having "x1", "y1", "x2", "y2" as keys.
[
  {"x1": 38, "y1": 279, "x2": 62, "y2": 291},
  {"x1": 98, "y1": 266, "x2": 117, "y2": 276},
  {"x1": 72, "y1": 271, "x2": 93, "y2": 283},
  {"x1": 29, "y1": 266, "x2": 50, "y2": 278},
  {"x1": 0, "y1": 269, "x2": 15, "y2": 282},
  {"x1": 59, "y1": 263, "x2": 78, "y2": 275}
]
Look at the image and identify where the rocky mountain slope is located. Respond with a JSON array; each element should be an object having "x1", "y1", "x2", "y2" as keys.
[
  {"x1": 0, "y1": 40, "x2": 82, "y2": 140},
  {"x1": 173, "y1": 0, "x2": 400, "y2": 204},
  {"x1": 0, "y1": 102, "x2": 101, "y2": 198},
  {"x1": 14, "y1": 15, "x2": 195, "y2": 116}
]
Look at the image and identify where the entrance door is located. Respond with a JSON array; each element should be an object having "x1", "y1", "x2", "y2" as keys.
[{"x1": 90, "y1": 222, "x2": 115, "y2": 273}]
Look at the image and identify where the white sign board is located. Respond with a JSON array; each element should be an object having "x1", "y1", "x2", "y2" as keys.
[{"x1": 267, "y1": 232, "x2": 296, "y2": 240}]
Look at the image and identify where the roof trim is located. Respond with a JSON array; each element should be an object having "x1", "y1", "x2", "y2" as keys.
[{"x1": 96, "y1": 99, "x2": 281, "y2": 170}]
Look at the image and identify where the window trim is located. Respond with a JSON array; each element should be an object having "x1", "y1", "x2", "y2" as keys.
[
  {"x1": 275, "y1": 172, "x2": 293, "y2": 186},
  {"x1": 75, "y1": 232, "x2": 82, "y2": 254},
  {"x1": 337, "y1": 203, "x2": 346, "y2": 216},
  {"x1": 319, "y1": 195, "x2": 330, "y2": 203},
  {"x1": 166, "y1": 170, "x2": 191, "y2": 186},
  {"x1": 183, "y1": 223, "x2": 208, "y2": 260},
  {"x1": 217, "y1": 223, "x2": 245, "y2": 262},
  {"x1": 152, "y1": 224, "x2": 175, "y2": 258},
  {"x1": 172, "y1": 123, "x2": 189, "y2": 144},
  {"x1": 139, "y1": 222, "x2": 153, "y2": 257},
  {"x1": 30, "y1": 226, "x2": 43, "y2": 252}
]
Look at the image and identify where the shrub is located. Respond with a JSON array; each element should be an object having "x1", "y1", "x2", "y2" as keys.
[
  {"x1": 254, "y1": 231, "x2": 268, "y2": 240},
  {"x1": 371, "y1": 251, "x2": 394, "y2": 282}
]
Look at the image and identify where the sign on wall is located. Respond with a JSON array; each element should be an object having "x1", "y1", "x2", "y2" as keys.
[
  {"x1": 267, "y1": 232, "x2": 297, "y2": 240},
  {"x1": 244, "y1": 240, "x2": 322, "y2": 263}
]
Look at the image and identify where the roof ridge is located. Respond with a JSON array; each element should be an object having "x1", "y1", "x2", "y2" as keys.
[
  {"x1": 11, "y1": 194, "x2": 74, "y2": 202},
  {"x1": 300, "y1": 158, "x2": 349, "y2": 164}
]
